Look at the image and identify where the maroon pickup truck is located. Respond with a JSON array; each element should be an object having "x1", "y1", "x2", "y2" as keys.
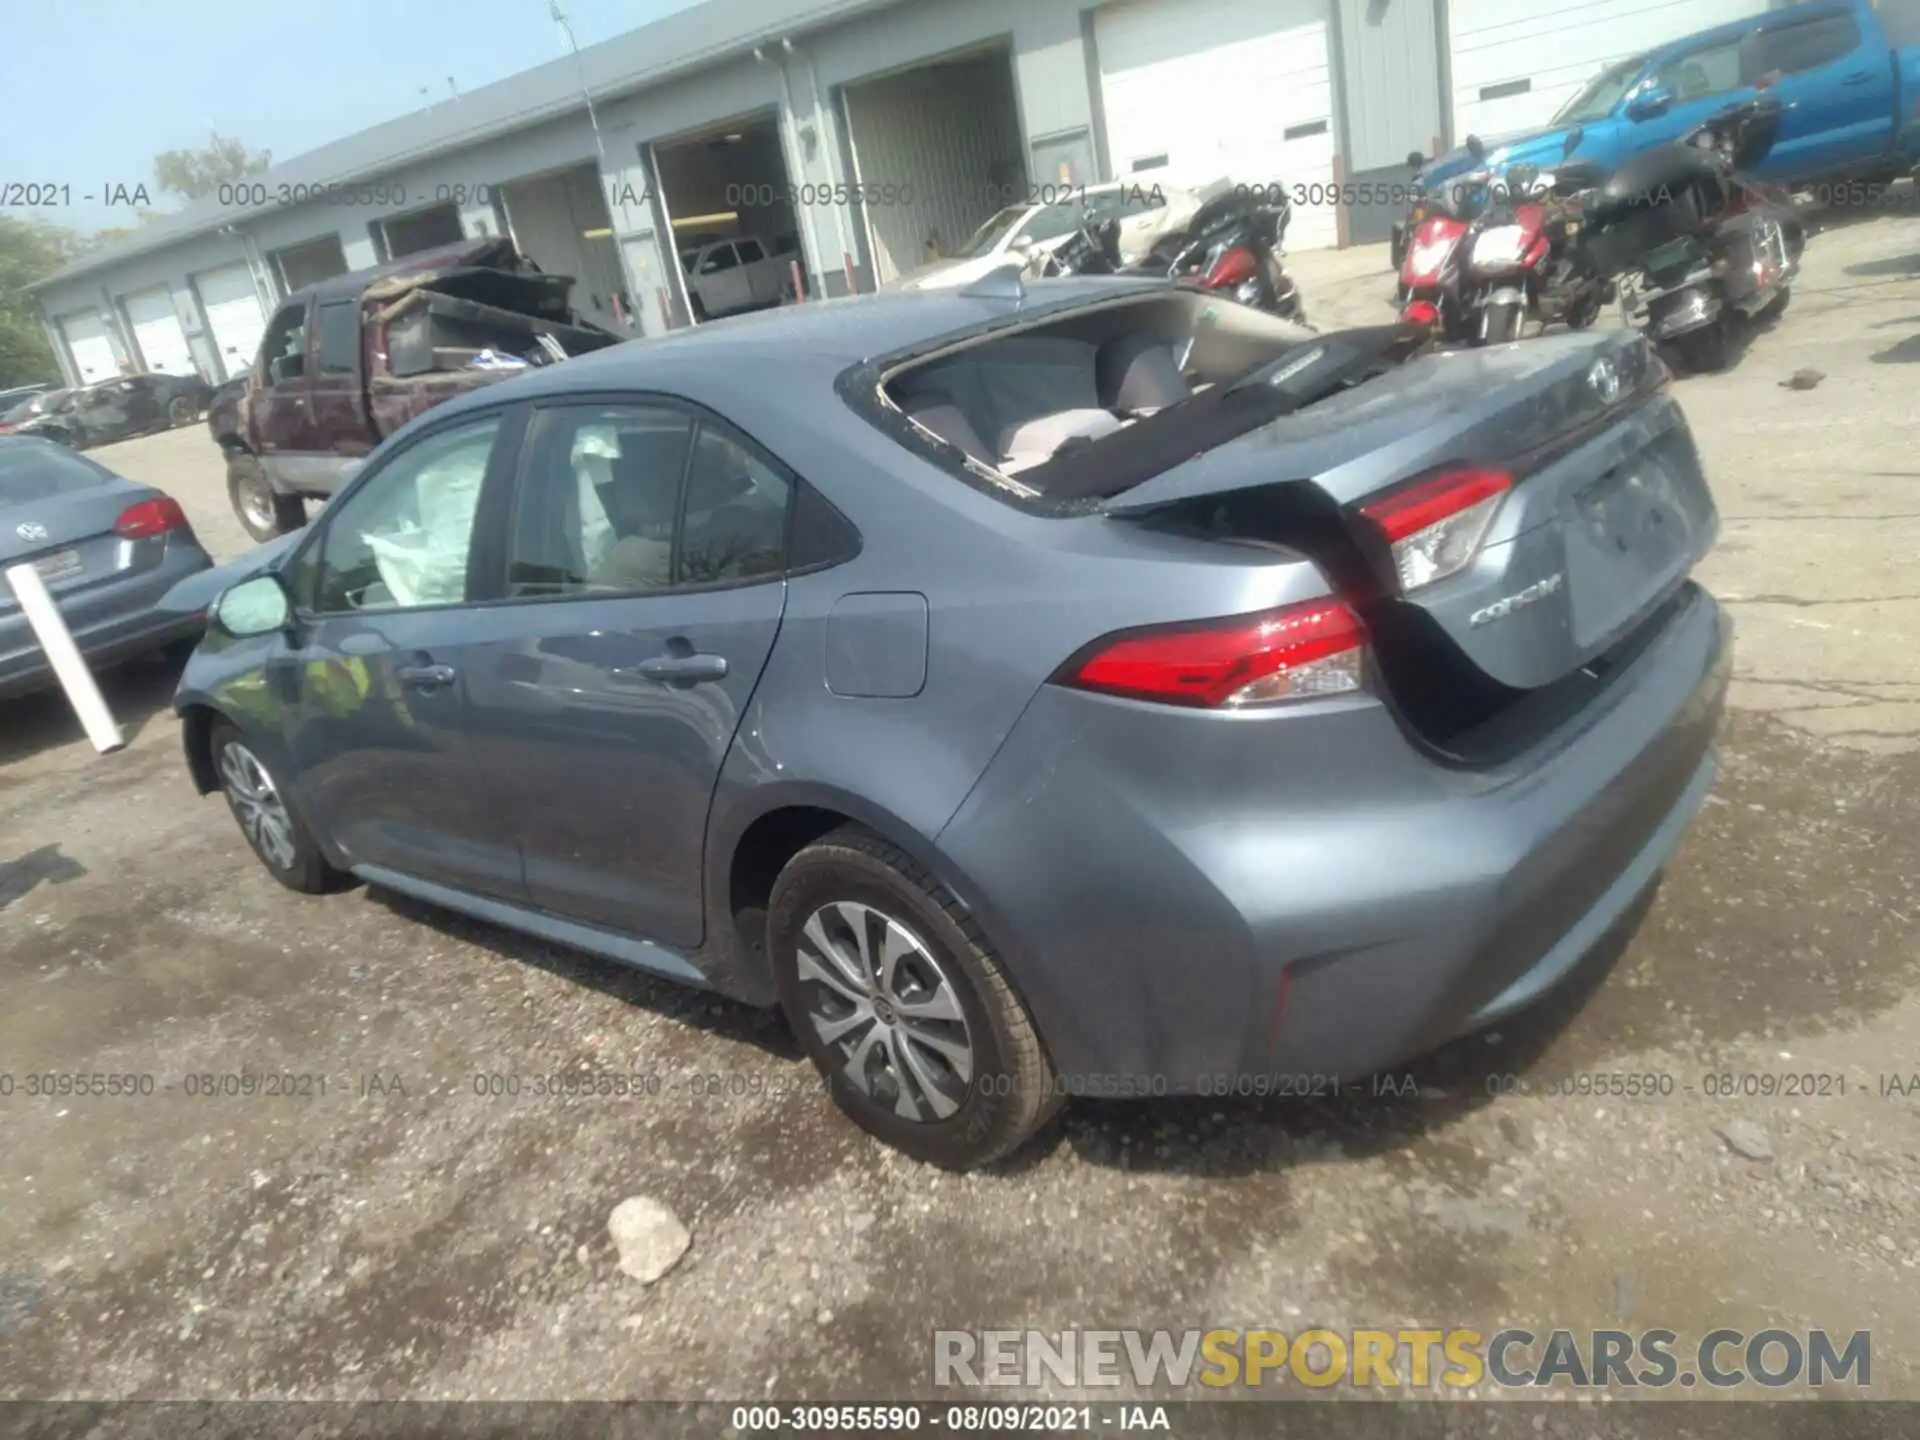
[{"x1": 208, "y1": 237, "x2": 620, "y2": 541}]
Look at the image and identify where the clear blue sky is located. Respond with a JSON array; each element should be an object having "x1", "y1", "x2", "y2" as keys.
[{"x1": 2, "y1": 0, "x2": 700, "y2": 233}]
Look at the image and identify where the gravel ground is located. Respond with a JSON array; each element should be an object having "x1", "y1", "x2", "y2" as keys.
[{"x1": 1, "y1": 213, "x2": 1917, "y2": 1405}]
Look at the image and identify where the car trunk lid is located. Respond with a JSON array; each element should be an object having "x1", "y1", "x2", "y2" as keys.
[
  {"x1": 1102, "y1": 330, "x2": 1714, "y2": 693},
  {"x1": 0, "y1": 479, "x2": 178, "y2": 611}
]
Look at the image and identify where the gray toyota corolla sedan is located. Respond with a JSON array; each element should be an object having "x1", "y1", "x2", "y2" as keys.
[
  {"x1": 170, "y1": 274, "x2": 1730, "y2": 1169},
  {"x1": 1, "y1": 436, "x2": 212, "y2": 701}
]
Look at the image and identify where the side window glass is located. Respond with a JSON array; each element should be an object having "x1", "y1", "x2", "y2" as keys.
[
  {"x1": 1654, "y1": 38, "x2": 1744, "y2": 101},
  {"x1": 315, "y1": 301, "x2": 359, "y2": 375},
  {"x1": 311, "y1": 415, "x2": 501, "y2": 613},
  {"x1": 1750, "y1": 15, "x2": 1859, "y2": 77},
  {"x1": 505, "y1": 404, "x2": 693, "y2": 598},
  {"x1": 259, "y1": 303, "x2": 309, "y2": 379},
  {"x1": 736, "y1": 239, "x2": 766, "y2": 262},
  {"x1": 701, "y1": 245, "x2": 740, "y2": 274},
  {"x1": 680, "y1": 423, "x2": 790, "y2": 585}
]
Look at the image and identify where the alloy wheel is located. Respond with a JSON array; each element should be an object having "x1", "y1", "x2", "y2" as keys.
[
  {"x1": 238, "y1": 475, "x2": 276, "y2": 534},
  {"x1": 219, "y1": 741, "x2": 297, "y2": 871},
  {"x1": 794, "y1": 900, "x2": 975, "y2": 1122},
  {"x1": 168, "y1": 396, "x2": 194, "y2": 425}
]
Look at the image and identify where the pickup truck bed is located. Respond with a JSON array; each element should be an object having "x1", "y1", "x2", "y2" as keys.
[{"x1": 208, "y1": 237, "x2": 620, "y2": 541}]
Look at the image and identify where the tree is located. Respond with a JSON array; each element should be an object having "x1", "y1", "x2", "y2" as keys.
[
  {"x1": 153, "y1": 132, "x2": 272, "y2": 202},
  {"x1": 0, "y1": 217, "x2": 86, "y2": 388},
  {"x1": 85, "y1": 211, "x2": 169, "y2": 253}
]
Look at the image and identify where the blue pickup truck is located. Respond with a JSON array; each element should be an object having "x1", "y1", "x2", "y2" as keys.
[{"x1": 1413, "y1": 0, "x2": 1920, "y2": 197}]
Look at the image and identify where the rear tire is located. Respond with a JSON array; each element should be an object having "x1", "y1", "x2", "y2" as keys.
[
  {"x1": 208, "y1": 720, "x2": 348, "y2": 895},
  {"x1": 768, "y1": 826, "x2": 1059, "y2": 1170},
  {"x1": 167, "y1": 395, "x2": 196, "y2": 427},
  {"x1": 227, "y1": 452, "x2": 306, "y2": 543}
]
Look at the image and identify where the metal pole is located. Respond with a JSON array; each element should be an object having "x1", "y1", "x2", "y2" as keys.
[{"x1": 4, "y1": 563, "x2": 124, "y2": 754}]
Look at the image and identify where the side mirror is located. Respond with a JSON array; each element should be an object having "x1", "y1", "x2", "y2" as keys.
[
  {"x1": 1466, "y1": 134, "x2": 1487, "y2": 161},
  {"x1": 1562, "y1": 126, "x2": 1585, "y2": 157},
  {"x1": 213, "y1": 573, "x2": 293, "y2": 639},
  {"x1": 1626, "y1": 85, "x2": 1675, "y2": 122},
  {"x1": 1406, "y1": 150, "x2": 1427, "y2": 170}
]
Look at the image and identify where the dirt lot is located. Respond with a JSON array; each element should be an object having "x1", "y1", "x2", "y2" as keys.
[{"x1": 2, "y1": 216, "x2": 1918, "y2": 1406}]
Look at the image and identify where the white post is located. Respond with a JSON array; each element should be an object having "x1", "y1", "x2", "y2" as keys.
[{"x1": 4, "y1": 562, "x2": 124, "y2": 754}]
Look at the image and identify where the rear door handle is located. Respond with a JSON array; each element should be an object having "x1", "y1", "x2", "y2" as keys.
[
  {"x1": 396, "y1": 663, "x2": 458, "y2": 689},
  {"x1": 1842, "y1": 71, "x2": 1873, "y2": 85},
  {"x1": 633, "y1": 653, "x2": 729, "y2": 684}
]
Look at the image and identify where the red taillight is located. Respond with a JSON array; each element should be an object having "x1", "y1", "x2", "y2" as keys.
[
  {"x1": 1060, "y1": 599, "x2": 1367, "y2": 709},
  {"x1": 1401, "y1": 299, "x2": 1441, "y2": 328},
  {"x1": 1202, "y1": 245, "x2": 1260, "y2": 290},
  {"x1": 114, "y1": 496, "x2": 188, "y2": 540},
  {"x1": 1359, "y1": 465, "x2": 1512, "y2": 592}
]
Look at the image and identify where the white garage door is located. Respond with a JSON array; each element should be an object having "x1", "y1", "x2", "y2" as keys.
[
  {"x1": 123, "y1": 287, "x2": 196, "y2": 377},
  {"x1": 1096, "y1": 0, "x2": 1339, "y2": 252},
  {"x1": 56, "y1": 312, "x2": 119, "y2": 385},
  {"x1": 194, "y1": 263, "x2": 269, "y2": 382},
  {"x1": 1449, "y1": 0, "x2": 1770, "y2": 140}
]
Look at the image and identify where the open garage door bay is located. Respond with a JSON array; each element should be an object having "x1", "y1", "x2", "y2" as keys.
[
  {"x1": 840, "y1": 47, "x2": 1025, "y2": 287},
  {"x1": 56, "y1": 312, "x2": 118, "y2": 385},
  {"x1": 1448, "y1": 0, "x2": 1769, "y2": 139},
  {"x1": 501, "y1": 164, "x2": 631, "y2": 331},
  {"x1": 122, "y1": 287, "x2": 196, "y2": 377},
  {"x1": 194, "y1": 263, "x2": 268, "y2": 382},
  {"x1": 1096, "y1": 0, "x2": 1339, "y2": 252}
]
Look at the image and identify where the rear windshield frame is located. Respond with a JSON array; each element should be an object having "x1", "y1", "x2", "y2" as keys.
[{"x1": 0, "y1": 439, "x2": 117, "y2": 505}]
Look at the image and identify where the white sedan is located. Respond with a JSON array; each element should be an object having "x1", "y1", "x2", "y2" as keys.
[{"x1": 894, "y1": 176, "x2": 1231, "y2": 292}]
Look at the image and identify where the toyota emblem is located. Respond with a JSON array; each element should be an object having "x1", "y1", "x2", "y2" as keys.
[
  {"x1": 1587, "y1": 357, "x2": 1623, "y2": 405},
  {"x1": 16, "y1": 522, "x2": 50, "y2": 543}
]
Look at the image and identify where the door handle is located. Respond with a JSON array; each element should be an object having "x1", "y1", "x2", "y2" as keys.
[
  {"x1": 633, "y1": 653, "x2": 729, "y2": 684},
  {"x1": 396, "y1": 663, "x2": 458, "y2": 689},
  {"x1": 1842, "y1": 71, "x2": 1872, "y2": 85}
]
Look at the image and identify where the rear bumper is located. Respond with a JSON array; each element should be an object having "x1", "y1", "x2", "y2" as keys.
[
  {"x1": 936, "y1": 585, "x2": 1731, "y2": 1091},
  {"x1": 0, "y1": 539, "x2": 214, "y2": 702}
]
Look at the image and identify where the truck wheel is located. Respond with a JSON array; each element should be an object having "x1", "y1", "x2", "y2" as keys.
[
  {"x1": 167, "y1": 395, "x2": 197, "y2": 427},
  {"x1": 1671, "y1": 322, "x2": 1737, "y2": 375},
  {"x1": 227, "y1": 452, "x2": 306, "y2": 543}
]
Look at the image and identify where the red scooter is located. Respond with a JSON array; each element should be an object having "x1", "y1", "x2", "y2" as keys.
[
  {"x1": 1397, "y1": 135, "x2": 1608, "y2": 345},
  {"x1": 1394, "y1": 168, "x2": 1488, "y2": 344}
]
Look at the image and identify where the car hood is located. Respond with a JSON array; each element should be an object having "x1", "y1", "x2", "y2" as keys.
[
  {"x1": 1419, "y1": 127, "x2": 1582, "y2": 187},
  {"x1": 155, "y1": 528, "x2": 305, "y2": 618}
]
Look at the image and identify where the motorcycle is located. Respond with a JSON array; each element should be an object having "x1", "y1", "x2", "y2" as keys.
[
  {"x1": 1457, "y1": 135, "x2": 1614, "y2": 344},
  {"x1": 1393, "y1": 163, "x2": 1490, "y2": 344},
  {"x1": 1045, "y1": 190, "x2": 1309, "y2": 323},
  {"x1": 1573, "y1": 96, "x2": 1804, "y2": 372}
]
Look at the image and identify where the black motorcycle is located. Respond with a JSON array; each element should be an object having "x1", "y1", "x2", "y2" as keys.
[
  {"x1": 1573, "y1": 97, "x2": 1804, "y2": 372},
  {"x1": 1045, "y1": 190, "x2": 1309, "y2": 324}
]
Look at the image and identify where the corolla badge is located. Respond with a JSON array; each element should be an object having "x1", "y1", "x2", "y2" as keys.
[
  {"x1": 1470, "y1": 571, "x2": 1565, "y2": 628},
  {"x1": 1587, "y1": 357, "x2": 1623, "y2": 405},
  {"x1": 16, "y1": 522, "x2": 50, "y2": 543}
]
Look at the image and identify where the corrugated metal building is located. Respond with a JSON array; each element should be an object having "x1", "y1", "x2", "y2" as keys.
[{"x1": 30, "y1": 0, "x2": 1779, "y2": 385}]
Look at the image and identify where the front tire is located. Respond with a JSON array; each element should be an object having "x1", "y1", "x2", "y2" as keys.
[
  {"x1": 1482, "y1": 300, "x2": 1522, "y2": 344},
  {"x1": 167, "y1": 395, "x2": 197, "y2": 427},
  {"x1": 1672, "y1": 320, "x2": 1737, "y2": 375},
  {"x1": 209, "y1": 721, "x2": 347, "y2": 895},
  {"x1": 227, "y1": 451, "x2": 306, "y2": 543},
  {"x1": 768, "y1": 826, "x2": 1058, "y2": 1170}
]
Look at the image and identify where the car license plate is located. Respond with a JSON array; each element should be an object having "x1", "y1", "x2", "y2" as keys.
[{"x1": 33, "y1": 548, "x2": 82, "y2": 583}]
